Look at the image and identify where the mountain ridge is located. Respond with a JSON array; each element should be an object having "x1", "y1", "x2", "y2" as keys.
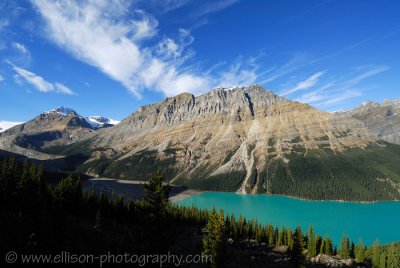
[
  {"x1": 1, "y1": 85, "x2": 400, "y2": 201},
  {"x1": 335, "y1": 98, "x2": 400, "y2": 145}
]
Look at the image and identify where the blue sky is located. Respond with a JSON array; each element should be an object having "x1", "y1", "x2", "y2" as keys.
[{"x1": 0, "y1": 0, "x2": 399, "y2": 122}]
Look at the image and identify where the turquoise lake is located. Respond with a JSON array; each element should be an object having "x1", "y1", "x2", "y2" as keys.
[{"x1": 178, "y1": 192, "x2": 400, "y2": 246}]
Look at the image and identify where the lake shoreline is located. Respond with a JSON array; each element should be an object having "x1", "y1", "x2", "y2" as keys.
[
  {"x1": 179, "y1": 189, "x2": 400, "y2": 204},
  {"x1": 84, "y1": 177, "x2": 399, "y2": 204}
]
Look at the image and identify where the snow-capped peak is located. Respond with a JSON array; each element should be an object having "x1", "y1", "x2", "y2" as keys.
[
  {"x1": 46, "y1": 106, "x2": 77, "y2": 116},
  {"x1": 85, "y1": 116, "x2": 120, "y2": 129},
  {"x1": 360, "y1": 100, "x2": 374, "y2": 107}
]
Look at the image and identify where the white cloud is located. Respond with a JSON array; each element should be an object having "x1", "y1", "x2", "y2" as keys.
[
  {"x1": 0, "y1": 74, "x2": 4, "y2": 81},
  {"x1": 130, "y1": 10, "x2": 159, "y2": 41},
  {"x1": 11, "y1": 64, "x2": 76, "y2": 95},
  {"x1": 193, "y1": 0, "x2": 240, "y2": 18},
  {"x1": 0, "y1": 19, "x2": 9, "y2": 30},
  {"x1": 30, "y1": 0, "x2": 258, "y2": 98},
  {"x1": 345, "y1": 66, "x2": 389, "y2": 87},
  {"x1": 314, "y1": 90, "x2": 362, "y2": 107},
  {"x1": 259, "y1": 53, "x2": 310, "y2": 84},
  {"x1": 294, "y1": 82, "x2": 334, "y2": 103},
  {"x1": 216, "y1": 59, "x2": 258, "y2": 88},
  {"x1": 9, "y1": 42, "x2": 32, "y2": 65},
  {"x1": 0, "y1": 120, "x2": 24, "y2": 132},
  {"x1": 54, "y1": 83, "x2": 75, "y2": 95},
  {"x1": 134, "y1": 0, "x2": 192, "y2": 14},
  {"x1": 156, "y1": 28, "x2": 194, "y2": 60},
  {"x1": 13, "y1": 66, "x2": 53, "y2": 92},
  {"x1": 293, "y1": 65, "x2": 389, "y2": 108},
  {"x1": 13, "y1": 42, "x2": 29, "y2": 55},
  {"x1": 280, "y1": 71, "x2": 324, "y2": 96}
]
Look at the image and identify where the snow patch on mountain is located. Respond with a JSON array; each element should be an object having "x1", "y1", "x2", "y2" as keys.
[
  {"x1": 86, "y1": 116, "x2": 120, "y2": 129},
  {"x1": 46, "y1": 106, "x2": 77, "y2": 116}
]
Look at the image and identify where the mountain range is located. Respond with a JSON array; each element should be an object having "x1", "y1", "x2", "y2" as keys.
[{"x1": 1, "y1": 85, "x2": 399, "y2": 201}]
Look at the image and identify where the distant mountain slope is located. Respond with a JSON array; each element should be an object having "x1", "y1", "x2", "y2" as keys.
[
  {"x1": 46, "y1": 85, "x2": 400, "y2": 201},
  {"x1": 0, "y1": 107, "x2": 118, "y2": 155},
  {"x1": 335, "y1": 99, "x2": 400, "y2": 144}
]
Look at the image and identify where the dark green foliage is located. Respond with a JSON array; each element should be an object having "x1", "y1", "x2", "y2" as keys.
[
  {"x1": 42, "y1": 139, "x2": 93, "y2": 156},
  {"x1": 355, "y1": 239, "x2": 366, "y2": 263},
  {"x1": 185, "y1": 170, "x2": 246, "y2": 192},
  {"x1": 262, "y1": 143, "x2": 400, "y2": 201},
  {"x1": 307, "y1": 224, "x2": 317, "y2": 257},
  {"x1": 93, "y1": 209, "x2": 103, "y2": 233},
  {"x1": 44, "y1": 138, "x2": 400, "y2": 201},
  {"x1": 372, "y1": 240, "x2": 381, "y2": 267},
  {"x1": 321, "y1": 234, "x2": 333, "y2": 255},
  {"x1": 290, "y1": 136, "x2": 302, "y2": 143},
  {"x1": 144, "y1": 170, "x2": 170, "y2": 218},
  {"x1": 53, "y1": 175, "x2": 82, "y2": 211},
  {"x1": 316, "y1": 135, "x2": 330, "y2": 141},
  {"x1": 203, "y1": 208, "x2": 226, "y2": 267},
  {"x1": 340, "y1": 235, "x2": 351, "y2": 259},
  {"x1": 1, "y1": 157, "x2": 400, "y2": 267},
  {"x1": 386, "y1": 244, "x2": 400, "y2": 268},
  {"x1": 100, "y1": 150, "x2": 177, "y2": 181},
  {"x1": 291, "y1": 226, "x2": 306, "y2": 265}
]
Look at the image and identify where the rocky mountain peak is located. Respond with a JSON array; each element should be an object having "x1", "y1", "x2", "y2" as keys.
[
  {"x1": 122, "y1": 85, "x2": 289, "y2": 133},
  {"x1": 45, "y1": 106, "x2": 78, "y2": 116},
  {"x1": 337, "y1": 98, "x2": 400, "y2": 145}
]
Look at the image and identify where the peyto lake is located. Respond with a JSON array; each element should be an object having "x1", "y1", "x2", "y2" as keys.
[{"x1": 178, "y1": 192, "x2": 400, "y2": 246}]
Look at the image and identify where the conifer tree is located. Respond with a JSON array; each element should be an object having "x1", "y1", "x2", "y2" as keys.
[
  {"x1": 93, "y1": 209, "x2": 103, "y2": 233},
  {"x1": 291, "y1": 226, "x2": 306, "y2": 265},
  {"x1": 22, "y1": 159, "x2": 29, "y2": 179},
  {"x1": 320, "y1": 238, "x2": 325, "y2": 255},
  {"x1": 372, "y1": 240, "x2": 380, "y2": 268},
  {"x1": 286, "y1": 227, "x2": 293, "y2": 250},
  {"x1": 379, "y1": 251, "x2": 386, "y2": 268},
  {"x1": 144, "y1": 170, "x2": 170, "y2": 218},
  {"x1": 316, "y1": 236, "x2": 323, "y2": 255},
  {"x1": 203, "y1": 208, "x2": 226, "y2": 268},
  {"x1": 267, "y1": 224, "x2": 274, "y2": 246},
  {"x1": 307, "y1": 224, "x2": 317, "y2": 257},
  {"x1": 386, "y1": 244, "x2": 399, "y2": 268},
  {"x1": 355, "y1": 239, "x2": 365, "y2": 263},
  {"x1": 350, "y1": 241, "x2": 355, "y2": 259},
  {"x1": 324, "y1": 234, "x2": 333, "y2": 255},
  {"x1": 340, "y1": 235, "x2": 351, "y2": 259}
]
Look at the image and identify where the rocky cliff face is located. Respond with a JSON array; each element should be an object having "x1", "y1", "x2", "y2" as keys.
[
  {"x1": 81, "y1": 85, "x2": 388, "y2": 196},
  {"x1": 336, "y1": 99, "x2": 400, "y2": 144}
]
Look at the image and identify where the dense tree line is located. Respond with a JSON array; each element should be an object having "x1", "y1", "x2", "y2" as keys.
[
  {"x1": 179, "y1": 143, "x2": 400, "y2": 201},
  {"x1": 1, "y1": 157, "x2": 399, "y2": 267}
]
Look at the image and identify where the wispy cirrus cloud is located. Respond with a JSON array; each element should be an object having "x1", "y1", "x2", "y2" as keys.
[
  {"x1": 0, "y1": 73, "x2": 4, "y2": 82},
  {"x1": 11, "y1": 63, "x2": 76, "y2": 95},
  {"x1": 293, "y1": 65, "x2": 390, "y2": 108},
  {"x1": 344, "y1": 66, "x2": 389, "y2": 87},
  {"x1": 12, "y1": 42, "x2": 31, "y2": 64},
  {"x1": 30, "y1": 0, "x2": 252, "y2": 98},
  {"x1": 280, "y1": 71, "x2": 324, "y2": 96},
  {"x1": 192, "y1": 0, "x2": 239, "y2": 18},
  {"x1": 13, "y1": 42, "x2": 29, "y2": 55},
  {"x1": 258, "y1": 53, "x2": 311, "y2": 84}
]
